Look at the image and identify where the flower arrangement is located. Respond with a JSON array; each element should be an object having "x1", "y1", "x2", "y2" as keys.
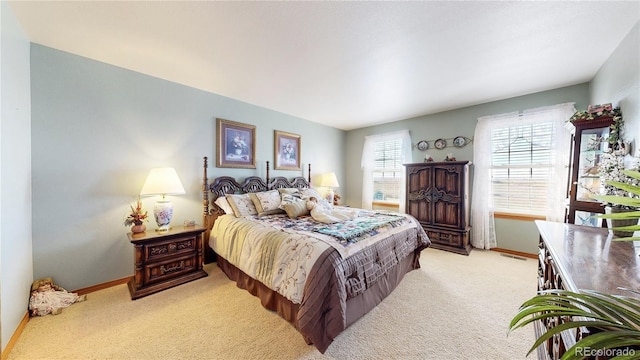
[
  {"x1": 124, "y1": 196, "x2": 148, "y2": 226},
  {"x1": 283, "y1": 143, "x2": 295, "y2": 159},
  {"x1": 597, "y1": 152, "x2": 640, "y2": 211},
  {"x1": 599, "y1": 152, "x2": 628, "y2": 198},
  {"x1": 569, "y1": 105, "x2": 624, "y2": 147},
  {"x1": 232, "y1": 135, "x2": 247, "y2": 153}
]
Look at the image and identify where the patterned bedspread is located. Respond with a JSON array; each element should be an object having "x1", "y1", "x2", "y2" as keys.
[
  {"x1": 211, "y1": 211, "x2": 425, "y2": 303},
  {"x1": 251, "y1": 210, "x2": 407, "y2": 243},
  {"x1": 212, "y1": 215, "x2": 330, "y2": 304},
  {"x1": 247, "y1": 210, "x2": 415, "y2": 257},
  {"x1": 210, "y1": 210, "x2": 430, "y2": 353}
]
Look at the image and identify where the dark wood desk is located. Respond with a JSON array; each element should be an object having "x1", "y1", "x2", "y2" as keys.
[{"x1": 535, "y1": 220, "x2": 640, "y2": 359}]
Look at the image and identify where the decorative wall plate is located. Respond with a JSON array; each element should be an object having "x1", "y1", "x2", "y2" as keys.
[
  {"x1": 417, "y1": 140, "x2": 429, "y2": 151},
  {"x1": 453, "y1": 136, "x2": 466, "y2": 147},
  {"x1": 434, "y1": 138, "x2": 447, "y2": 149}
]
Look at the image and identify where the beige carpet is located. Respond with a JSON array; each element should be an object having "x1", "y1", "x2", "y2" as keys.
[{"x1": 7, "y1": 248, "x2": 537, "y2": 360}]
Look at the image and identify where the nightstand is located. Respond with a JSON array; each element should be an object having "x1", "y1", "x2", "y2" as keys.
[{"x1": 127, "y1": 225, "x2": 207, "y2": 300}]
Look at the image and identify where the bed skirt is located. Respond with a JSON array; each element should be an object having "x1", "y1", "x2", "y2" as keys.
[{"x1": 215, "y1": 247, "x2": 421, "y2": 353}]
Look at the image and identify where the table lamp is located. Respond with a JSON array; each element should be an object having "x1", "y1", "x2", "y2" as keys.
[
  {"x1": 140, "y1": 167, "x2": 186, "y2": 231},
  {"x1": 320, "y1": 172, "x2": 339, "y2": 205}
]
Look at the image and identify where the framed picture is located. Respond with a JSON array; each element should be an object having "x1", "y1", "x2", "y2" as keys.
[
  {"x1": 216, "y1": 118, "x2": 256, "y2": 168},
  {"x1": 274, "y1": 130, "x2": 301, "y2": 170}
]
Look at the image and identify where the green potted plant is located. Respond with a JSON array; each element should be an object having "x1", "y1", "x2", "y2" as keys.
[
  {"x1": 509, "y1": 289, "x2": 640, "y2": 359},
  {"x1": 595, "y1": 168, "x2": 640, "y2": 240},
  {"x1": 597, "y1": 154, "x2": 639, "y2": 237}
]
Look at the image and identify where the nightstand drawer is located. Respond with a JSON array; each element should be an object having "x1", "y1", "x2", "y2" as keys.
[
  {"x1": 145, "y1": 236, "x2": 196, "y2": 261},
  {"x1": 128, "y1": 226, "x2": 207, "y2": 300},
  {"x1": 145, "y1": 254, "x2": 198, "y2": 285}
]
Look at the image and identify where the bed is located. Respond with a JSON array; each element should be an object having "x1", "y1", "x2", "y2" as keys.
[{"x1": 202, "y1": 157, "x2": 430, "y2": 353}]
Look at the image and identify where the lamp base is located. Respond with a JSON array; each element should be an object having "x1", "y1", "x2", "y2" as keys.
[
  {"x1": 153, "y1": 200, "x2": 174, "y2": 232},
  {"x1": 325, "y1": 189, "x2": 334, "y2": 205}
]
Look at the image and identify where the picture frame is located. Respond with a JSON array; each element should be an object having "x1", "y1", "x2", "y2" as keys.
[
  {"x1": 216, "y1": 118, "x2": 256, "y2": 168},
  {"x1": 274, "y1": 130, "x2": 301, "y2": 170}
]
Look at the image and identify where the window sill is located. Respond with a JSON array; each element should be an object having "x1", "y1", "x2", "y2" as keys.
[
  {"x1": 494, "y1": 212, "x2": 545, "y2": 221},
  {"x1": 372, "y1": 201, "x2": 400, "y2": 209}
]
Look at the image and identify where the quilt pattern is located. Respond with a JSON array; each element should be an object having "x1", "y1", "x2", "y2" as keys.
[{"x1": 250, "y1": 210, "x2": 408, "y2": 246}]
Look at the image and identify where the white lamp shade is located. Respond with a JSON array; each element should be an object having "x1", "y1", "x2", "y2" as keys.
[
  {"x1": 140, "y1": 168, "x2": 186, "y2": 196},
  {"x1": 319, "y1": 172, "x2": 340, "y2": 188},
  {"x1": 140, "y1": 168, "x2": 185, "y2": 231}
]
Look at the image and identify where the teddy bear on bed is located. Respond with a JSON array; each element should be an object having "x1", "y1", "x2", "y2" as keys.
[
  {"x1": 306, "y1": 197, "x2": 359, "y2": 224},
  {"x1": 28, "y1": 277, "x2": 87, "y2": 316}
]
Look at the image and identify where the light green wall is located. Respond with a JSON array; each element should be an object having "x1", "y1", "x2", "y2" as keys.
[
  {"x1": 494, "y1": 219, "x2": 540, "y2": 254},
  {"x1": 345, "y1": 84, "x2": 591, "y2": 254},
  {"x1": 591, "y1": 21, "x2": 639, "y2": 151},
  {"x1": 30, "y1": 44, "x2": 345, "y2": 291},
  {"x1": 1, "y1": 1, "x2": 33, "y2": 351}
]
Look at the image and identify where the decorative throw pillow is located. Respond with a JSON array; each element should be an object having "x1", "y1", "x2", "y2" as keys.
[
  {"x1": 282, "y1": 200, "x2": 310, "y2": 219},
  {"x1": 214, "y1": 196, "x2": 235, "y2": 215},
  {"x1": 225, "y1": 194, "x2": 258, "y2": 217},
  {"x1": 279, "y1": 193, "x2": 303, "y2": 210},
  {"x1": 249, "y1": 190, "x2": 284, "y2": 216}
]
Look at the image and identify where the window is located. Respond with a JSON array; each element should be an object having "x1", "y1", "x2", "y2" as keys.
[
  {"x1": 372, "y1": 138, "x2": 403, "y2": 203},
  {"x1": 471, "y1": 103, "x2": 575, "y2": 249},
  {"x1": 361, "y1": 130, "x2": 411, "y2": 212},
  {"x1": 490, "y1": 121, "x2": 554, "y2": 215}
]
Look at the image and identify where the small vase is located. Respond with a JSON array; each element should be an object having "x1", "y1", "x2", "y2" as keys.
[{"x1": 131, "y1": 223, "x2": 146, "y2": 234}]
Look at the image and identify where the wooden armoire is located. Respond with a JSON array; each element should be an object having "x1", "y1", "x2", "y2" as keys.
[{"x1": 404, "y1": 161, "x2": 471, "y2": 255}]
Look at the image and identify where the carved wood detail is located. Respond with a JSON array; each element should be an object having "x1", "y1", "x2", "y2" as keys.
[
  {"x1": 405, "y1": 161, "x2": 471, "y2": 255},
  {"x1": 202, "y1": 156, "x2": 313, "y2": 263}
]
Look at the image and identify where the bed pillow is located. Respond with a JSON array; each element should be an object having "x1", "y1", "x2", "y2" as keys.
[
  {"x1": 249, "y1": 190, "x2": 284, "y2": 216},
  {"x1": 282, "y1": 199, "x2": 310, "y2": 219},
  {"x1": 301, "y1": 188, "x2": 332, "y2": 208},
  {"x1": 279, "y1": 193, "x2": 302, "y2": 210},
  {"x1": 225, "y1": 193, "x2": 258, "y2": 217},
  {"x1": 277, "y1": 187, "x2": 301, "y2": 196},
  {"x1": 214, "y1": 196, "x2": 235, "y2": 215}
]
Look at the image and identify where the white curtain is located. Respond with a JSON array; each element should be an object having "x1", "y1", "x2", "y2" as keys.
[
  {"x1": 471, "y1": 102, "x2": 576, "y2": 249},
  {"x1": 361, "y1": 130, "x2": 412, "y2": 212}
]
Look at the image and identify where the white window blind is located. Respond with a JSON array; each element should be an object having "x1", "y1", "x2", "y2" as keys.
[
  {"x1": 490, "y1": 121, "x2": 554, "y2": 215},
  {"x1": 472, "y1": 102, "x2": 575, "y2": 249},
  {"x1": 372, "y1": 138, "x2": 403, "y2": 203}
]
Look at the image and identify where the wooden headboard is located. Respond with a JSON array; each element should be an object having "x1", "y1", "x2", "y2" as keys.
[{"x1": 201, "y1": 156, "x2": 311, "y2": 263}]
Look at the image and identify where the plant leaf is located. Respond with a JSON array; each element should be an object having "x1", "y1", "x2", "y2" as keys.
[
  {"x1": 510, "y1": 290, "x2": 640, "y2": 359},
  {"x1": 593, "y1": 195, "x2": 640, "y2": 208}
]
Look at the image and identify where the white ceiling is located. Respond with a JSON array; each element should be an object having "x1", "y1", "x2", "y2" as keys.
[{"x1": 8, "y1": 1, "x2": 640, "y2": 130}]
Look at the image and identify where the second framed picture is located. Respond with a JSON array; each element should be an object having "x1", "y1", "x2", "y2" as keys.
[{"x1": 274, "y1": 130, "x2": 301, "y2": 170}]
